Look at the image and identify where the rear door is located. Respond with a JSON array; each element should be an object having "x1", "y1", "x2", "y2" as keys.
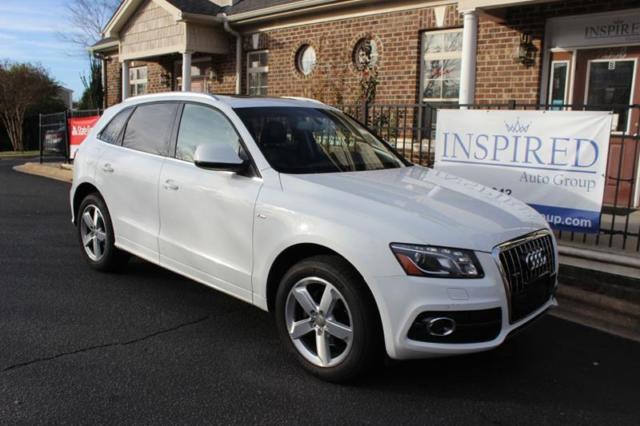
[{"x1": 96, "y1": 102, "x2": 179, "y2": 262}]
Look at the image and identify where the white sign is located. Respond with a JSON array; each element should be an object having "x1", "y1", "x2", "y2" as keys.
[{"x1": 434, "y1": 110, "x2": 612, "y2": 233}]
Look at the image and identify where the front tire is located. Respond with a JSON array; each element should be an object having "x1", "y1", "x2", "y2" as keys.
[
  {"x1": 77, "y1": 193, "x2": 129, "y2": 272},
  {"x1": 275, "y1": 255, "x2": 382, "y2": 382}
]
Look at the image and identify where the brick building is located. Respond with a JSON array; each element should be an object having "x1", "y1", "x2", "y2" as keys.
[{"x1": 92, "y1": 0, "x2": 640, "y2": 117}]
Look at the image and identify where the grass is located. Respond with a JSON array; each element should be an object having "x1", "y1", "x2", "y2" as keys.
[{"x1": 0, "y1": 150, "x2": 40, "y2": 158}]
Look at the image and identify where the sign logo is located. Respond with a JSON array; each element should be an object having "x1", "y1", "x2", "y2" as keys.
[
  {"x1": 504, "y1": 118, "x2": 531, "y2": 134},
  {"x1": 72, "y1": 125, "x2": 92, "y2": 137}
]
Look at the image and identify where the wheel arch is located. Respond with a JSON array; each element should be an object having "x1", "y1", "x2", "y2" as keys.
[
  {"x1": 265, "y1": 244, "x2": 383, "y2": 332},
  {"x1": 72, "y1": 182, "x2": 102, "y2": 224}
]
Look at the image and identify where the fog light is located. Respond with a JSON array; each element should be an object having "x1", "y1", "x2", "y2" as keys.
[{"x1": 425, "y1": 317, "x2": 456, "y2": 337}]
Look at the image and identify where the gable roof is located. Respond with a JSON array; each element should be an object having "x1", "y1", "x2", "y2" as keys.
[{"x1": 100, "y1": 0, "x2": 360, "y2": 43}]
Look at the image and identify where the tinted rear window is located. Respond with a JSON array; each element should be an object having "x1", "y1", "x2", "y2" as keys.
[
  {"x1": 98, "y1": 108, "x2": 132, "y2": 145},
  {"x1": 122, "y1": 103, "x2": 178, "y2": 156}
]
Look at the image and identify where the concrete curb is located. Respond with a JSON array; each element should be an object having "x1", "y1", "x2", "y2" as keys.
[{"x1": 13, "y1": 162, "x2": 72, "y2": 183}]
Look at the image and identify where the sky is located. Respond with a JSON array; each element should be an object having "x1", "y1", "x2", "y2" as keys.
[{"x1": 0, "y1": 0, "x2": 96, "y2": 100}]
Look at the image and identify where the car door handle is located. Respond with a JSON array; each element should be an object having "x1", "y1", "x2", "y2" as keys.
[
  {"x1": 102, "y1": 163, "x2": 114, "y2": 173},
  {"x1": 163, "y1": 179, "x2": 179, "y2": 191}
]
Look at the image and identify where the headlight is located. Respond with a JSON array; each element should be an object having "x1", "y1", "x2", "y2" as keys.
[{"x1": 390, "y1": 243, "x2": 484, "y2": 278}]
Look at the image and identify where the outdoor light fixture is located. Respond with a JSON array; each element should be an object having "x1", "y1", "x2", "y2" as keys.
[
  {"x1": 160, "y1": 71, "x2": 172, "y2": 87},
  {"x1": 516, "y1": 33, "x2": 536, "y2": 66}
]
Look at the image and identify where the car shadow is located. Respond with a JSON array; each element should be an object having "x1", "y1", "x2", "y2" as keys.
[{"x1": 119, "y1": 256, "x2": 640, "y2": 418}]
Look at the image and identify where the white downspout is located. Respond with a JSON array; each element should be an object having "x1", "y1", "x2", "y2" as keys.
[{"x1": 218, "y1": 13, "x2": 241, "y2": 95}]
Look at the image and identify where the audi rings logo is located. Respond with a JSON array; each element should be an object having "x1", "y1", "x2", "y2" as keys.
[{"x1": 524, "y1": 248, "x2": 547, "y2": 271}]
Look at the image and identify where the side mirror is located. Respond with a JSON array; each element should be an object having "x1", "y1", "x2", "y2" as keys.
[{"x1": 193, "y1": 144, "x2": 249, "y2": 173}]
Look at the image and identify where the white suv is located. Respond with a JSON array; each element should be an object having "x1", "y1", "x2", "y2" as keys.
[{"x1": 71, "y1": 93, "x2": 558, "y2": 382}]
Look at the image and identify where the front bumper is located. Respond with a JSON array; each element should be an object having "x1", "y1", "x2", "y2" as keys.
[{"x1": 370, "y1": 251, "x2": 557, "y2": 360}]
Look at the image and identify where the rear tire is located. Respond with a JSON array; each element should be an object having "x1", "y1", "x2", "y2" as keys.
[
  {"x1": 275, "y1": 255, "x2": 382, "y2": 382},
  {"x1": 77, "y1": 193, "x2": 129, "y2": 272}
]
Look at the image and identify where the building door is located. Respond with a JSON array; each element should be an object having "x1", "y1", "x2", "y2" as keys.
[
  {"x1": 572, "y1": 47, "x2": 640, "y2": 207},
  {"x1": 548, "y1": 51, "x2": 572, "y2": 107}
]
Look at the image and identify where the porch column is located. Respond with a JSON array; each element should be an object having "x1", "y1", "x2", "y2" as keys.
[
  {"x1": 459, "y1": 10, "x2": 478, "y2": 106},
  {"x1": 122, "y1": 60, "x2": 130, "y2": 100},
  {"x1": 182, "y1": 51, "x2": 192, "y2": 92}
]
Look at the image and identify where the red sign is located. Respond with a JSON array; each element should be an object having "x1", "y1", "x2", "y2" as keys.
[{"x1": 68, "y1": 115, "x2": 100, "y2": 159}]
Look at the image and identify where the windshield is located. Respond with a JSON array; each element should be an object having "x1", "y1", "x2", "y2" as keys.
[{"x1": 233, "y1": 107, "x2": 407, "y2": 174}]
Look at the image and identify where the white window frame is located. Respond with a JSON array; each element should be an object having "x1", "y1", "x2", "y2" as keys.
[
  {"x1": 420, "y1": 28, "x2": 463, "y2": 102},
  {"x1": 584, "y1": 57, "x2": 637, "y2": 134},
  {"x1": 247, "y1": 50, "x2": 269, "y2": 96},
  {"x1": 129, "y1": 66, "x2": 148, "y2": 97},
  {"x1": 548, "y1": 60, "x2": 570, "y2": 106}
]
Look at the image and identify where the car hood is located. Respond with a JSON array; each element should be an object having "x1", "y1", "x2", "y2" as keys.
[{"x1": 282, "y1": 166, "x2": 548, "y2": 252}]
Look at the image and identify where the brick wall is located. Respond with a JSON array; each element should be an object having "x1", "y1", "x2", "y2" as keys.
[
  {"x1": 143, "y1": 57, "x2": 174, "y2": 94},
  {"x1": 243, "y1": 5, "x2": 461, "y2": 105},
  {"x1": 475, "y1": 0, "x2": 640, "y2": 104},
  {"x1": 104, "y1": 54, "x2": 121, "y2": 107},
  {"x1": 101, "y1": 0, "x2": 639, "y2": 107},
  {"x1": 211, "y1": 53, "x2": 238, "y2": 94}
]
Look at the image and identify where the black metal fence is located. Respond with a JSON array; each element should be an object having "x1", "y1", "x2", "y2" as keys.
[{"x1": 337, "y1": 102, "x2": 640, "y2": 254}]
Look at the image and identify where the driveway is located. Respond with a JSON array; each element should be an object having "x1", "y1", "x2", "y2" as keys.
[{"x1": 1, "y1": 157, "x2": 639, "y2": 424}]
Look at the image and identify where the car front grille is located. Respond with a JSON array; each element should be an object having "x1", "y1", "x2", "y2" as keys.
[{"x1": 496, "y1": 231, "x2": 556, "y2": 323}]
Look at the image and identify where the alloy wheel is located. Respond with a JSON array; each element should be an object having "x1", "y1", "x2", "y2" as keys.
[
  {"x1": 284, "y1": 277, "x2": 354, "y2": 368},
  {"x1": 80, "y1": 204, "x2": 107, "y2": 262}
]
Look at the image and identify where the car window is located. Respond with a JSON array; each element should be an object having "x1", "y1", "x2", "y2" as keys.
[
  {"x1": 98, "y1": 108, "x2": 132, "y2": 145},
  {"x1": 122, "y1": 103, "x2": 178, "y2": 156},
  {"x1": 176, "y1": 104, "x2": 241, "y2": 162},
  {"x1": 234, "y1": 107, "x2": 406, "y2": 174}
]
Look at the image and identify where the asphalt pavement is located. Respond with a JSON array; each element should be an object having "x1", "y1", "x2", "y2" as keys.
[{"x1": 1, "y1": 157, "x2": 639, "y2": 425}]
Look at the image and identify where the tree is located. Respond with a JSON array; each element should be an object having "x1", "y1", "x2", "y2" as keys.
[
  {"x1": 0, "y1": 62, "x2": 61, "y2": 151},
  {"x1": 61, "y1": 0, "x2": 121, "y2": 53},
  {"x1": 78, "y1": 57, "x2": 104, "y2": 110},
  {"x1": 61, "y1": 0, "x2": 120, "y2": 110}
]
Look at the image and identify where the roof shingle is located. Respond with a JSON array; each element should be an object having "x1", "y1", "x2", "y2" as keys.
[
  {"x1": 228, "y1": 0, "x2": 300, "y2": 15},
  {"x1": 165, "y1": 0, "x2": 225, "y2": 15}
]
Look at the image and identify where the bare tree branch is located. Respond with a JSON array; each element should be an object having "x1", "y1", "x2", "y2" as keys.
[{"x1": 59, "y1": 0, "x2": 121, "y2": 54}]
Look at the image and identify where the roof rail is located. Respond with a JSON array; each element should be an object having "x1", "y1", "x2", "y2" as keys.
[
  {"x1": 123, "y1": 92, "x2": 219, "y2": 103},
  {"x1": 282, "y1": 96, "x2": 325, "y2": 104}
]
